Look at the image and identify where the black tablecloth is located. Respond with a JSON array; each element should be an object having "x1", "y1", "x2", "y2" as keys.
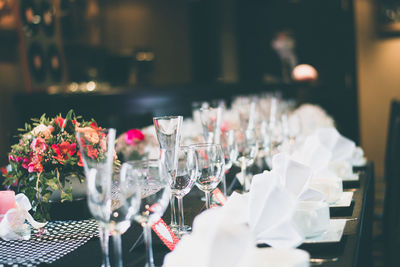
[{"x1": 36, "y1": 163, "x2": 374, "y2": 267}]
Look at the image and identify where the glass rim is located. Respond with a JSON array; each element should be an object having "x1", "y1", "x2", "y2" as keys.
[
  {"x1": 122, "y1": 158, "x2": 159, "y2": 166},
  {"x1": 188, "y1": 143, "x2": 222, "y2": 149},
  {"x1": 152, "y1": 115, "x2": 183, "y2": 120}
]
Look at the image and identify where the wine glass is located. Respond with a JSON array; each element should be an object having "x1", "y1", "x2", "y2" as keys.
[
  {"x1": 108, "y1": 170, "x2": 141, "y2": 267},
  {"x1": 168, "y1": 146, "x2": 198, "y2": 237},
  {"x1": 76, "y1": 128, "x2": 116, "y2": 267},
  {"x1": 153, "y1": 115, "x2": 183, "y2": 232},
  {"x1": 219, "y1": 129, "x2": 238, "y2": 196},
  {"x1": 122, "y1": 159, "x2": 171, "y2": 267},
  {"x1": 190, "y1": 143, "x2": 225, "y2": 209},
  {"x1": 199, "y1": 106, "x2": 223, "y2": 144},
  {"x1": 232, "y1": 128, "x2": 259, "y2": 192}
]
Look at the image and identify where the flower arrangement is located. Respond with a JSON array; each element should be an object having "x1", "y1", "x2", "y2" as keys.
[
  {"x1": 2, "y1": 110, "x2": 115, "y2": 221},
  {"x1": 115, "y1": 127, "x2": 159, "y2": 161}
]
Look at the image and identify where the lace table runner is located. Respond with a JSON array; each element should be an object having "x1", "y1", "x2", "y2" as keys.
[{"x1": 0, "y1": 219, "x2": 98, "y2": 266}]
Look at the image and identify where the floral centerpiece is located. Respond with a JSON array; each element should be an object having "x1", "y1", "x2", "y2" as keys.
[
  {"x1": 115, "y1": 126, "x2": 159, "y2": 161},
  {"x1": 2, "y1": 110, "x2": 116, "y2": 221}
]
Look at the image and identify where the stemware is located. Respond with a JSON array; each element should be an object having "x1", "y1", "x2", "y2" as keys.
[
  {"x1": 168, "y1": 146, "x2": 198, "y2": 237},
  {"x1": 153, "y1": 115, "x2": 183, "y2": 231},
  {"x1": 219, "y1": 129, "x2": 238, "y2": 196},
  {"x1": 190, "y1": 143, "x2": 225, "y2": 209},
  {"x1": 199, "y1": 106, "x2": 223, "y2": 144},
  {"x1": 232, "y1": 128, "x2": 259, "y2": 192},
  {"x1": 122, "y1": 159, "x2": 171, "y2": 267},
  {"x1": 109, "y1": 170, "x2": 141, "y2": 267},
  {"x1": 77, "y1": 128, "x2": 115, "y2": 267}
]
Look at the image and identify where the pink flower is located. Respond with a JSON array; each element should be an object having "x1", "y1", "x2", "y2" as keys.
[
  {"x1": 76, "y1": 127, "x2": 100, "y2": 144},
  {"x1": 30, "y1": 138, "x2": 48, "y2": 154},
  {"x1": 8, "y1": 155, "x2": 15, "y2": 162},
  {"x1": 22, "y1": 157, "x2": 31, "y2": 169},
  {"x1": 28, "y1": 155, "x2": 43, "y2": 173},
  {"x1": 125, "y1": 129, "x2": 145, "y2": 145}
]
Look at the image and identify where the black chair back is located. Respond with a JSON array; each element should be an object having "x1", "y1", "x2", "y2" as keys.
[
  {"x1": 383, "y1": 114, "x2": 400, "y2": 267},
  {"x1": 384, "y1": 99, "x2": 400, "y2": 180}
]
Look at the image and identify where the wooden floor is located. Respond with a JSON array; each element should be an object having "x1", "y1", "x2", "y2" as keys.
[{"x1": 373, "y1": 176, "x2": 385, "y2": 267}]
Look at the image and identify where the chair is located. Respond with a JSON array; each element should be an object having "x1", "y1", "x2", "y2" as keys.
[
  {"x1": 384, "y1": 99, "x2": 400, "y2": 182},
  {"x1": 383, "y1": 112, "x2": 400, "y2": 267}
]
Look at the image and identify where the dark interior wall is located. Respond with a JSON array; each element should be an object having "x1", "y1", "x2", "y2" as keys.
[{"x1": 64, "y1": 0, "x2": 192, "y2": 86}]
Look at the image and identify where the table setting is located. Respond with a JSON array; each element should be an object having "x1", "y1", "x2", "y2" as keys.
[{"x1": 0, "y1": 93, "x2": 370, "y2": 267}]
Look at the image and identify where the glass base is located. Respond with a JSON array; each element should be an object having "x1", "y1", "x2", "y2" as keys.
[{"x1": 171, "y1": 224, "x2": 192, "y2": 236}]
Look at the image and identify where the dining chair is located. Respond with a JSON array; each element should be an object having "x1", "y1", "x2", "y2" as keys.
[
  {"x1": 382, "y1": 113, "x2": 400, "y2": 267},
  {"x1": 384, "y1": 99, "x2": 400, "y2": 182}
]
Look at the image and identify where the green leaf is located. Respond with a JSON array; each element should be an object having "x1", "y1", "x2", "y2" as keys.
[
  {"x1": 64, "y1": 109, "x2": 76, "y2": 133},
  {"x1": 46, "y1": 179, "x2": 59, "y2": 191},
  {"x1": 60, "y1": 187, "x2": 73, "y2": 202}
]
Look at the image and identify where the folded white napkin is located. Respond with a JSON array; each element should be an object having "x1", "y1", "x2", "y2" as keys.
[
  {"x1": 0, "y1": 194, "x2": 47, "y2": 241},
  {"x1": 249, "y1": 172, "x2": 303, "y2": 248},
  {"x1": 290, "y1": 131, "x2": 345, "y2": 203},
  {"x1": 271, "y1": 153, "x2": 325, "y2": 202},
  {"x1": 237, "y1": 247, "x2": 310, "y2": 267},
  {"x1": 314, "y1": 127, "x2": 355, "y2": 162},
  {"x1": 163, "y1": 204, "x2": 255, "y2": 267}
]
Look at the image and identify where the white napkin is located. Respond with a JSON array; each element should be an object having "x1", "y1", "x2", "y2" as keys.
[
  {"x1": 0, "y1": 194, "x2": 47, "y2": 241},
  {"x1": 163, "y1": 205, "x2": 255, "y2": 267},
  {"x1": 351, "y1": 146, "x2": 367, "y2": 167},
  {"x1": 271, "y1": 153, "x2": 325, "y2": 202},
  {"x1": 248, "y1": 172, "x2": 303, "y2": 248},
  {"x1": 314, "y1": 127, "x2": 355, "y2": 162},
  {"x1": 290, "y1": 132, "x2": 345, "y2": 203}
]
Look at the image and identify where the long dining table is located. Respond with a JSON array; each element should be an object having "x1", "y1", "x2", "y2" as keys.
[{"x1": 32, "y1": 162, "x2": 374, "y2": 267}]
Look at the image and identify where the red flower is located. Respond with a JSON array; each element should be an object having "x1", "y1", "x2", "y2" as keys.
[
  {"x1": 55, "y1": 116, "x2": 65, "y2": 128},
  {"x1": 125, "y1": 129, "x2": 145, "y2": 145},
  {"x1": 86, "y1": 145, "x2": 98, "y2": 159},
  {"x1": 52, "y1": 141, "x2": 77, "y2": 164},
  {"x1": 1, "y1": 167, "x2": 7, "y2": 176},
  {"x1": 77, "y1": 150, "x2": 84, "y2": 167},
  {"x1": 90, "y1": 122, "x2": 101, "y2": 131}
]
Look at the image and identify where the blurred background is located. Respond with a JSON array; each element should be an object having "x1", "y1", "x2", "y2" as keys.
[{"x1": 0, "y1": 0, "x2": 399, "y2": 184}]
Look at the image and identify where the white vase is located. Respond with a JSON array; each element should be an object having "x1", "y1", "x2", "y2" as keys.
[{"x1": 50, "y1": 176, "x2": 86, "y2": 202}]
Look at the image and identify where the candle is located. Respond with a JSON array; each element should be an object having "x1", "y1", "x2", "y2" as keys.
[{"x1": 0, "y1": 191, "x2": 17, "y2": 217}]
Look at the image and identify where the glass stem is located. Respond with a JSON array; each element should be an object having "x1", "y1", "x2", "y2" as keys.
[
  {"x1": 205, "y1": 191, "x2": 211, "y2": 209},
  {"x1": 222, "y1": 172, "x2": 227, "y2": 197},
  {"x1": 99, "y1": 226, "x2": 111, "y2": 267},
  {"x1": 170, "y1": 195, "x2": 177, "y2": 227},
  {"x1": 112, "y1": 233, "x2": 123, "y2": 267},
  {"x1": 143, "y1": 223, "x2": 155, "y2": 267},
  {"x1": 177, "y1": 197, "x2": 185, "y2": 236},
  {"x1": 241, "y1": 160, "x2": 249, "y2": 192}
]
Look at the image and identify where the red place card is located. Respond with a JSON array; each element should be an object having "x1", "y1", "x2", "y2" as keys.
[
  {"x1": 212, "y1": 188, "x2": 227, "y2": 206},
  {"x1": 151, "y1": 217, "x2": 180, "y2": 251}
]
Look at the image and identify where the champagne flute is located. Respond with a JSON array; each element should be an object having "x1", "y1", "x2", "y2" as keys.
[
  {"x1": 168, "y1": 146, "x2": 198, "y2": 237},
  {"x1": 122, "y1": 159, "x2": 170, "y2": 267},
  {"x1": 76, "y1": 128, "x2": 115, "y2": 267},
  {"x1": 199, "y1": 106, "x2": 223, "y2": 144},
  {"x1": 220, "y1": 129, "x2": 238, "y2": 196},
  {"x1": 232, "y1": 128, "x2": 259, "y2": 192},
  {"x1": 190, "y1": 143, "x2": 225, "y2": 209},
  {"x1": 153, "y1": 115, "x2": 183, "y2": 232}
]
